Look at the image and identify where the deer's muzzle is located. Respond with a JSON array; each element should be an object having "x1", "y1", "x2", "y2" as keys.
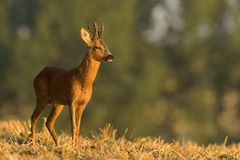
[{"x1": 104, "y1": 53, "x2": 114, "y2": 62}]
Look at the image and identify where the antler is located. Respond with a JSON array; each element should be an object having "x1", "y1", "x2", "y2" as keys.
[
  {"x1": 87, "y1": 22, "x2": 104, "y2": 39},
  {"x1": 99, "y1": 23, "x2": 104, "y2": 37}
]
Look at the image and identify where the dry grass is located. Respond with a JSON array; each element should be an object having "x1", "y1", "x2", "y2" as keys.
[{"x1": 0, "y1": 120, "x2": 239, "y2": 160}]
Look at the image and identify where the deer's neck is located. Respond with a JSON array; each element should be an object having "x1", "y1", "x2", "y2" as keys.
[{"x1": 76, "y1": 51, "x2": 100, "y2": 88}]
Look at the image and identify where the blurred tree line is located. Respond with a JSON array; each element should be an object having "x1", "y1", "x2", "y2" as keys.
[{"x1": 1, "y1": 0, "x2": 240, "y2": 144}]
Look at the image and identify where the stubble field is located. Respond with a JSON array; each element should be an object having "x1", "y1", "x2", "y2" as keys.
[{"x1": 0, "y1": 120, "x2": 239, "y2": 160}]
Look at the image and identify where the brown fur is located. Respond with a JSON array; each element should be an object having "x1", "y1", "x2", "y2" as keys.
[{"x1": 30, "y1": 23, "x2": 113, "y2": 145}]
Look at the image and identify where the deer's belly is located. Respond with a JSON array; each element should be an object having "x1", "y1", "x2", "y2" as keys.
[
  {"x1": 48, "y1": 87, "x2": 71, "y2": 105},
  {"x1": 48, "y1": 86, "x2": 92, "y2": 106},
  {"x1": 48, "y1": 94, "x2": 68, "y2": 105}
]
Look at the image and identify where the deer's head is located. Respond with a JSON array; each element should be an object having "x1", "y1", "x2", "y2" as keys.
[{"x1": 80, "y1": 22, "x2": 114, "y2": 62}]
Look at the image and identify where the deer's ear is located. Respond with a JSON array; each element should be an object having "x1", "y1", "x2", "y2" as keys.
[{"x1": 80, "y1": 28, "x2": 92, "y2": 46}]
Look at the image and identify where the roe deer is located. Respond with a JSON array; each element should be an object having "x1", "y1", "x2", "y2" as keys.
[{"x1": 30, "y1": 22, "x2": 113, "y2": 145}]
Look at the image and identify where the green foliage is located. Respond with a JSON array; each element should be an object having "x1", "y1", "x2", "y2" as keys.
[{"x1": 0, "y1": 0, "x2": 240, "y2": 144}]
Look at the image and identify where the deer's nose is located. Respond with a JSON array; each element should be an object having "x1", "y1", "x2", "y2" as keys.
[{"x1": 105, "y1": 53, "x2": 114, "y2": 62}]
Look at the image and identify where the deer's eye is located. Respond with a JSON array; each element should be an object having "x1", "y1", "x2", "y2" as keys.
[{"x1": 94, "y1": 46, "x2": 102, "y2": 50}]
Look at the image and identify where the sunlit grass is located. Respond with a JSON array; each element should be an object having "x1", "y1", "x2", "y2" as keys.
[{"x1": 0, "y1": 120, "x2": 239, "y2": 159}]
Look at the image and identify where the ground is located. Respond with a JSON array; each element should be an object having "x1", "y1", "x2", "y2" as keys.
[{"x1": 0, "y1": 120, "x2": 239, "y2": 160}]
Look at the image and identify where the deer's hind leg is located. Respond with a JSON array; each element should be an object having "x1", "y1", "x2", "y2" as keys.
[
  {"x1": 46, "y1": 104, "x2": 64, "y2": 145},
  {"x1": 31, "y1": 100, "x2": 47, "y2": 143}
]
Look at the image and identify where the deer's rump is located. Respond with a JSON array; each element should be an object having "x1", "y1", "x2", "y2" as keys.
[{"x1": 33, "y1": 66, "x2": 68, "y2": 103}]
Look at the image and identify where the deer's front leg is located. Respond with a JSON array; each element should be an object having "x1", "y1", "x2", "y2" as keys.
[
  {"x1": 75, "y1": 105, "x2": 85, "y2": 144},
  {"x1": 69, "y1": 103, "x2": 77, "y2": 145}
]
